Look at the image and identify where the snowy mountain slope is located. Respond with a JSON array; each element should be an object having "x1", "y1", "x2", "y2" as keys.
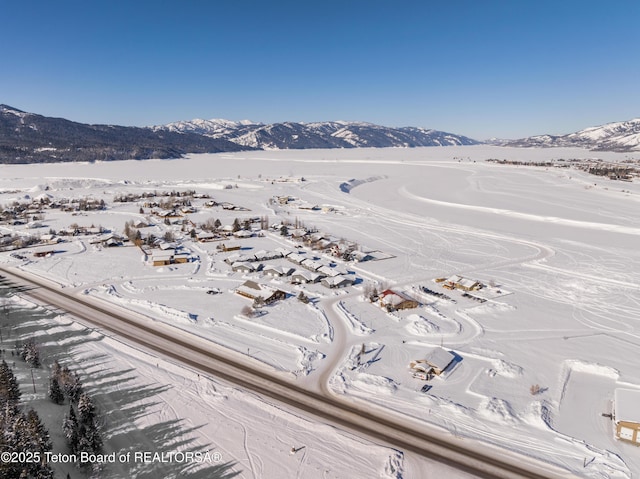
[
  {"x1": 153, "y1": 118, "x2": 480, "y2": 150},
  {"x1": 499, "y1": 118, "x2": 640, "y2": 152},
  {"x1": 0, "y1": 104, "x2": 250, "y2": 164}
]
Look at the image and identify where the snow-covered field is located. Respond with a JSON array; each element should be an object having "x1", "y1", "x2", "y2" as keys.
[{"x1": 2, "y1": 145, "x2": 640, "y2": 478}]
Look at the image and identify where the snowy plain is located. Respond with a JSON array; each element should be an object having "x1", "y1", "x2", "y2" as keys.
[{"x1": 1, "y1": 145, "x2": 640, "y2": 478}]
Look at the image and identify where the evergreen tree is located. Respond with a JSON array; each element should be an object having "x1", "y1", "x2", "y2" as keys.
[
  {"x1": 51, "y1": 360, "x2": 61, "y2": 378},
  {"x1": 24, "y1": 409, "x2": 54, "y2": 479},
  {"x1": 75, "y1": 393, "x2": 102, "y2": 459},
  {"x1": 60, "y1": 366, "x2": 83, "y2": 403},
  {"x1": 0, "y1": 360, "x2": 21, "y2": 405},
  {"x1": 20, "y1": 339, "x2": 40, "y2": 368},
  {"x1": 48, "y1": 376, "x2": 64, "y2": 405},
  {"x1": 77, "y1": 393, "x2": 96, "y2": 425},
  {"x1": 62, "y1": 405, "x2": 79, "y2": 454}
]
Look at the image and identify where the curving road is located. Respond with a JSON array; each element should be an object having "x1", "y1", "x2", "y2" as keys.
[{"x1": 0, "y1": 265, "x2": 574, "y2": 479}]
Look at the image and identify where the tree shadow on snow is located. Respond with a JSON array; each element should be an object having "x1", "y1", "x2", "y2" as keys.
[{"x1": 1, "y1": 289, "x2": 240, "y2": 479}]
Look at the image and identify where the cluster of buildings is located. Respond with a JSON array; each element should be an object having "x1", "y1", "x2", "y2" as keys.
[
  {"x1": 273, "y1": 224, "x2": 378, "y2": 262},
  {"x1": 224, "y1": 247, "x2": 357, "y2": 293}
]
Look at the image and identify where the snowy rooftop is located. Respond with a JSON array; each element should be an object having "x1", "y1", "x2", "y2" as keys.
[{"x1": 614, "y1": 388, "x2": 640, "y2": 424}]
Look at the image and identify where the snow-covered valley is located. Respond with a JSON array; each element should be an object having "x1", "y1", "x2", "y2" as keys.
[{"x1": 1, "y1": 145, "x2": 640, "y2": 478}]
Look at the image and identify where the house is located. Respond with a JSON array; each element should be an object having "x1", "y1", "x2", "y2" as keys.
[
  {"x1": 321, "y1": 275, "x2": 354, "y2": 289},
  {"x1": 33, "y1": 248, "x2": 55, "y2": 258},
  {"x1": 379, "y1": 290, "x2": 419, "y2": 311},
  {"x1": 301, "y1": 259, "x2": 324, "y2": 272},
  {"x1": 275, "y1": 247, "x2": 292, "y2": 258},
  {"x1": 350, "y1": 250, "x2": 375, "y2": 262},
  {"x1": 155, "y1": 240, "x2": 176, "y2": 250},
  {"x1": 443, "y1": 274, "x2": 482, "y2": 292},
  {"x1": 150, "y1": 250, "x2": 189, "y2": 266},
  {"x1": 90, "y1": 233, "x2": 124, "y2": 247},
  {"x1": 39, "y1": 234, "x2": 60, "y2": 245},
  {"x1": 409, "y1": 348, "x2": 456, "y2": 380},
  {"x1": 224, "y1": 253, "x2": 255, "y2": 264},
  {"x1": 217, "y1": 243, "x2": 241, "y2": 252},
  {"x1": 231, "y1": 262, "x2": 258, "y2": 273},
  {"x1": 253, "y1": 250, "x2": 282, "y2": 261},
  {"x1": 235, "y1": 280, "x2": 286, "y2": 304},
  {"x1": 307, "y1": 232, "x2": 325, "y2": 243},
  {"x1": 196, "y1": 231, "x2": 216, "y2": 242},
  {"x1": 263, "y1": 265, "x2": 295, "y2": 277},
  {"x1": 291, "y1": 270, "x2": 323, "y2": 284},
  {"x1": 289, "y1": 228, "x2": 308, "y2": 239},
  {"x1": 425, "y1": 347, "x2": 456, "y2": 375},
  {"x1": 234, "y1": 230, "x2": 254, "y2": 239},
  {"x1": 317, "y1": 265, "x2": 341, "y2": 277},
  {"x1": 614, "y1": 389, "x2": 640, "y2": 445},
  {"x1": 151, "y1": 251, "x2": 174, "y2": 266},
  {"x1": 287, "y1": 253, "x2": 307, "y2": 265},
  {"x1": 173, "y1": 253, "x2": 190, "y2": 264}
]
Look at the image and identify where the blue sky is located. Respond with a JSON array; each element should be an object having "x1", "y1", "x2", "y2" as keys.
[{"x1": 1, "y1": 0, "x2": 638, "y2": 139}]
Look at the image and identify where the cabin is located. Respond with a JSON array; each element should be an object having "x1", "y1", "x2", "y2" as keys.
[
  {"x1": 379, "y1": 290, "x2": 419, "y2": 311},
  {"x1": 614, "y1": 389, "x2": 640, "y2": 445},
  {"x1": 235, "y1": 280, "x2": 286, "y2": 304}
]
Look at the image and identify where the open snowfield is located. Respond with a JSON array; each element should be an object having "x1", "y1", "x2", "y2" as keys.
[{"x1": 2, "y1": 145, "x2": 640, "y2": 478}]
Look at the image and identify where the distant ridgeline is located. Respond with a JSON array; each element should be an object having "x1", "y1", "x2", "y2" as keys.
[
  {"x1": 3, "y1": 104, "x2": 638, "y2": 164},
  {"x1": 0, "y1": 104, "x2": 249, "y2": 164},
  {"x1": 0, "y1": 104, "x2": 479, "y2": 164}
]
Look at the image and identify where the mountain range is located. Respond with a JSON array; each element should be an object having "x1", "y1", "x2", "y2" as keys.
[
  {"x1": 493, "y1": 118, "x2": 640, "y2": 152},
  {"x1": 151, "y1": 119, "x2": 480, "y2": 150},
  {"x1": 1, "y1": 104, "x2": 639, "y2": 164},
  {"x1": 0, "y1": 105, "x2": 248, "y2": 164}
]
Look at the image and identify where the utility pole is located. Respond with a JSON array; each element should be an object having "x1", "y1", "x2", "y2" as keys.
[{"x1": 30, "y1": 368, "x2": 36, "y2": 393}]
